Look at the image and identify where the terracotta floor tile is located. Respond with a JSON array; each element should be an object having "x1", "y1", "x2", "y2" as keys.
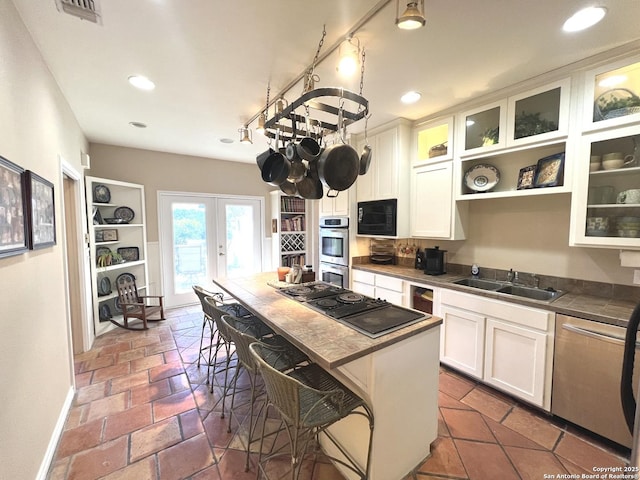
[
  {"x1": 454, "y1": 439, "x2": 519, "y2": 480},
  {"x1": 460, "y1": 387, "x2": 512, "y2": 422},
  {"x1": 130, "y1": 353, "x2": 164, "y2": 372},
  {"x1": 483, "y1": 416, "x2": 545, "y2": 450},
  {"x1": 101, "y1": 456, "x2": 158, "y2": 480},
  {"x1": 505, "y1": 445, "x2": 568, "y2": 479},
  {"x1": 130, "y1": 416, "x2": 182, "y2": 463},
  {"x1": 440, "y1": 408, "x2": 496, "y2": 442},
  {"x1": 103, "y1": 403, "x2": 153, "y2": 441},
  {"x1": 66, "y1": 436, "x2": 128, "y2": 480},
  {"x1": 115, "y1": 346, "x2": 147, "y2": 364},
  {"x1": 81, "y1": 354, "x2": 115, "y2": 373},
  {"x1": 109, "y1": 370, "x2": 150, "y2": 394},
  {"x1": 75, "y1": 381, "x2": 108, "y2": 405},
  {"x1": 438, "y1": 391, "x2": 473, "y2": 410},
  {"x1": 75, "y1": 371, "x2": 93, "y2": 388},
  {"x1": 47, "y1": 457, "x2": 70, "y2": 480},
  {"x1": 180, "y1": 408, "x2": 205, "y2": 439},
  {"x1": 501, "y1": 406, "x2": 562, "y2": 450},
  {"x1": 99, "y1": 342, "x2": 133, "y2": 356},
  {"x1": 169, "y1": 372, "x2": 191, "y2": 393},
  {"x1": 190, "y1": 464, "x2": 223, "y2": 480},
  {"x1": 202, "y1": 408, "x2": 235, "y2": 449},
  {"x1": 131, "y1": 334, "x2": 162, "y2": 349},
  {"x1": 415, "y1": 436, "x2": 467, "y2": 478},
  {"x1": 149, "y1": 361, "x2": 185, "y2": 383},
  {"x1": 91, "y1": 362, "x2": 131, "y2": 384},
  {"x1": 437, "y1": 410, "x2": 450, "y2": 437},
  {"x1": 554, "y1": 432, "x2": 626, "y2": 472},
  {"x1": 130, "y1": 378, "x2": 172, "y2": 406},
  {"x1": 56, "y1": 418, "x2": 104, "y2": 459},
  {"x1": 86, "y1": 392, "x2": 128, "y2": 422},
  {"x1": 157, "y1": 433, "x2": 215, "y2": 479},
  {"x1": 153, "y1": 389, "x2": 197, "y2": 422},
  {"x1": 438, "y1": 371, "x2": 476, "y2": 400},
  {"x1": 146, "y1": 341, "x2": 179, "y2": 356}
]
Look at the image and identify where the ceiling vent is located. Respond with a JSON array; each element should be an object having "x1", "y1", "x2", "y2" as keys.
[{"x1": 55, "y1": 0, "x2": 102, "y2": 24}]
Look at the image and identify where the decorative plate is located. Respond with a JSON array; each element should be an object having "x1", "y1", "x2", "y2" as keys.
[
  {"x1": 99, "y1": 303, "x2": 112, "y2": 321},
  {"x1": 98, "y1": 276, "x2": 112, "y2": 296},
  {"x1": 93, "y1": 184, "x2": 111, "y2": 203},
  {"x1": 114, "y1": 296, "x2": 123, "y2": 313},
  {"x1": 114, "y1": 206, "x2": 135, "y2": 223},
  {"x1": 464, "y1": 163, "x2": 500, "y2": 192},
  {"x1": 116, "y1": 272, "x2": 136, "y2": 286},
  {"x1": 103, "y1": 218, "x2": 127, "y2": 224},
  {"x1": 117, "y1": 247, "x2": 139, "y2": 262}
]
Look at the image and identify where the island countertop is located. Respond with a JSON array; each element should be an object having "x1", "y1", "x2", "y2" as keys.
[{"x1": 213, "y1": 272, "x2": 442, "y2": 370}]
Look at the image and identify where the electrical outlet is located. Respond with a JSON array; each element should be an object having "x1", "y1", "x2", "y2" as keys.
[{"x1": 634, "y1": 270, "x2": 640, "y2": 285}]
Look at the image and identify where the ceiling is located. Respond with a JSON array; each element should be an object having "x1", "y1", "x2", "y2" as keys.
[{"x1": 11, "y1": 0, "x2": 640, "y2": 164}]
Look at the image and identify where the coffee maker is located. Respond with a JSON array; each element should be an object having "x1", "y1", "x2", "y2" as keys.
[
  {"x1": 415, "y1": 249, "x2": 425, "y2": 270},
  {"x1": 424, "y1": 246, "x2": 447, "y2": 275}
]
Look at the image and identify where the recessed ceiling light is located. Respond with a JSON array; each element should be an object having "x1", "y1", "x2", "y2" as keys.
[
  {"x1": 599, "y1": 75, "x2": 627, "y2": 88},
  {"x1": 401, "y1": 91, "x2": 421, "y2": 104},
  {"x1": 128, "y1": 75, "x2": 155, "y2": 91},
  {"x1": 129, "y1": 121, "x2": 147, "y2": 128},
  {"x1": 562, "y1": 6, "x2": 606, "y2": 32},
  {"x1": 219, "y1": 138, "x2": 234, "y2": 144}
]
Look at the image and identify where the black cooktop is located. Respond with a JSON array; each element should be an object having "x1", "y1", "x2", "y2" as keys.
[{"x1": 279, "y1": 282, "x2": 428, "y2": 338}]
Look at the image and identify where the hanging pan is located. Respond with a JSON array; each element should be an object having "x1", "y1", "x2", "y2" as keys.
[
  {"x1": 316, "y1": 106, "x2": 359, "y2": 192},
  {"x1": 359, "y1": 114, "x2": 372, "y2": 175}
]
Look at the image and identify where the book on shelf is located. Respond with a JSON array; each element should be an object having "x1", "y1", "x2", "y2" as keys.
[
  {"x1": 281, "y1": 254, "x2": 306, "y2": 267},
  {"x1": 281, "y1": 215, "x2": 305, "y2": 232},
  {"x1": 280, "y1": 196, "x2": 305, "y2": 213}
]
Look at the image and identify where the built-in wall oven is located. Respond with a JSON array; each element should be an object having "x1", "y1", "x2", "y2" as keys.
[{"x1": 319, "y1": 217, "x2": 349, "y2": 288}]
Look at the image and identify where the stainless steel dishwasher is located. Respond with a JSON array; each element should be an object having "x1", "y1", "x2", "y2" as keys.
[{"x1": 552, "y1": 314, "x2": 639, "y2": 448}]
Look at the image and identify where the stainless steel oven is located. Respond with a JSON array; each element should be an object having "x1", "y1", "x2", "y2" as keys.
[
  {"x1": 319, "y1": 217, "x2": 349, "y2": 267},
  {"x1": 318, "y1": 262, "x2": 349, "y2": 288}
]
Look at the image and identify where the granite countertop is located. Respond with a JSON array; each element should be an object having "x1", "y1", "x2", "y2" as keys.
[
  {"x1": 212, "y1": 272, "x2": 443, "y2": 370},
  {"x1": 353, "y1": 264, "x2": 638, "y2": 328}
]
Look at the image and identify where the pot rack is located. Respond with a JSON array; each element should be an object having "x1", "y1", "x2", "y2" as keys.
[{"x1": 264, "y1": 87, "x2": 369, "y2": 144}]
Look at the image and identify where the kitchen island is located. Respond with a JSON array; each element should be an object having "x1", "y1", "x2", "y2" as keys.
[{"x1": 213, "y1": 272, "x2": 442, "y2": 480}]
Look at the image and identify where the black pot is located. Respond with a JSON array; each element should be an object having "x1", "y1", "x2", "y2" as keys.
[
  {"x1": 296, "y1": 162, "x2": 323, "y2": 199},
  {"x1": 359, "y1": 144, "x2": 372, "y2": 175},
  {"x1": 261, "y1": 151, "x2": 290, "y2": 186},
  {"x1": 316, "y1": 143, "x2": 359, "y2": 192},
  {"x1": 296, "y1": 137, "x2": 321, "y2": 161}
]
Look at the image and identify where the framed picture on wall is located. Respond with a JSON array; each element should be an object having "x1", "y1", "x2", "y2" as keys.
[
  {"x1": 25, "y1": 170, "x2": 56, "y2": 249},
  {"x1": 0, "y1": 155, "x2": 28, "y2": 258}
]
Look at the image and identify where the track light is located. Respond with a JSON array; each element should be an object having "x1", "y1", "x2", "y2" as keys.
[
  {"x1": 256, "y1": 113, "x2": 266, "y2": 135},
  {"x1": 396, "y1": 0, "x2": 426, "y2": 30},
  {"x1": 239, "y1": 126, "x2": 252, "y2": 144},
  {"x1": 337, "y1": 37, "x2": 360, "y2": 77}
]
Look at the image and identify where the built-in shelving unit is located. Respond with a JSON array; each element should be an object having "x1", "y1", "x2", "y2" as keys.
[{"x1": 270, "y1": 190, "x2": 309, "y2": 268}]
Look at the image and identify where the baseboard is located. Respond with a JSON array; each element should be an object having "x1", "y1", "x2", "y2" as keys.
[{"x1": 35, "y1": 386, "x2": 75, "y2": 480}]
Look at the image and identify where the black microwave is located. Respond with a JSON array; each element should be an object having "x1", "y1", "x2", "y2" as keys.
[{"x1": 357, "y1": 199, "x2": 397, "y2": 237}]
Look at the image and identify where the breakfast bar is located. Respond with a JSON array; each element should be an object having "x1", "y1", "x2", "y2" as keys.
[{"x1": 213, "y1": 273, "x2": 443, "y2": 480}]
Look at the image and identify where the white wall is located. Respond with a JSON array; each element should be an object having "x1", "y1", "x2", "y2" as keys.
[{"x1": 0, "y1": 1, "x2": 88, "y2": 478}]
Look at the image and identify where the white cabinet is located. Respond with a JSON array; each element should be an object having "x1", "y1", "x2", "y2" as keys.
[
  {"x1": 319, "y1": 185, "x2": 350, "y2": 217},
  {"x1": 410, "y1": 160, "x2": 467, "y2": 239},
  {"x1": 351, "y1": 270, "x2": 404, "y2": 305},
  {"x1": 439, "y1": 304, "x2": 485, "y2": 379},
  {"x1": 270, "y1": 191, "x2": 310, "y2": 267},
  {"x1": 86, "y1": 176, "x2": 149, "y2": 337},
  {"x1": 413, "y1": 116, "x2": 454, "y2": 164},
  {"x1": 438, "y1": 289, "x2": 554, "y2": 410}
]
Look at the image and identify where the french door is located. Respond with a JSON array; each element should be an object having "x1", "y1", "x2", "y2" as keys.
[{"x1": 158, "y1": 193, "x2": 263, "y2": 307}]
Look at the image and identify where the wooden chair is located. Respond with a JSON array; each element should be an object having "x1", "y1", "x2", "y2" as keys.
[{"x1": 114, "y1": 276, "x2": 165, "y2": 330}]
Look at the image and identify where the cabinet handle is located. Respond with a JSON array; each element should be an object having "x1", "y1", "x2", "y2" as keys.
[{"x1": 561, "y1": 323, "x2": 640, "y2": 347}]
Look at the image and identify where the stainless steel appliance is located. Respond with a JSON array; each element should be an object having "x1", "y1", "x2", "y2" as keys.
[
  {"x1": 552, "y1": 314, "x2": 639, "y2": 448},
  {"x1": 319, "y1": 216, "x2": 349, "y2": 288},
  {"x1": 357, "y1": 199, "x2": 397, "y2": 237},
  {"x1": 279, "y1": 282, "x2": 428, "y2": 338},
  {"x1": 622, "y1": 302, "x2": 640, "y2": 464}
]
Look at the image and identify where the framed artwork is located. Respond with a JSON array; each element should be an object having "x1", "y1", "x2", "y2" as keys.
[
  {"x1": 533, "y1": 152, "x2": 565, "y2": 188},
  {"x1": 0, "y1": 156, "x2": 28, "y2": 258},
  {"x1": 102, "y1": 229, "x2": 118, "y2": 241},
  {"x1": 26, "y1": 170, "x2": 56, "y2": 249},
  {"x1": 517, "y1": 165, "x2": 537, "y2": 190}
]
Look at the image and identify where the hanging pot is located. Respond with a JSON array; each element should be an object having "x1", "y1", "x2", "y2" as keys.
[
  {"x1": 261, "y1": 150, "x2": 290, "y2": 186},
  {"x1": 287, "y1": 159, "x2": 306, "y2": 183},
  {"x1": 296, "y1": 160, "x2": 323, "y2": 199},
  {"x1": 359, "y1": 144, "x2": 372, "y2": 175},
  {"x1": 316, "y1": 143, "x2": 360, "y2": 192},
  {"x1": 279, "y1": 180, "x2": 298, "y2": 196},
  {"x1": 296, "y1": 137, "x2": 321, "y2": 161},
  {"x1": 256, "y1": 148, "x2": 275, "y2": 173}
]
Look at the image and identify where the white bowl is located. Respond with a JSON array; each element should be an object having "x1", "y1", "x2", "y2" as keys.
[{"x1": 602, "y1": 158, "x2": 624, "y2": 170}]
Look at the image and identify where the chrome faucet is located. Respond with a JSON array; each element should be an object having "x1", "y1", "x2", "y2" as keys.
[
  {"x1": 506, "y1": 269, "x2": 515, "y2": 283},
  {"x1": 532, "y1": 274, "x2": 540, "y2": 289},
  {"x1": 513, "y1": 271, "x2": 520, "y2": 284}
]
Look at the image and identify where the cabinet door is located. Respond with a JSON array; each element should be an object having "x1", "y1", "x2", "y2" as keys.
[
  {"x1": 320, "y1": 185, "x2": 350, "y2": 217},
  {"x1": 484, "y1": 318, "x2": 547, "y2": 407},
  {"x1": 414, "y1": 117, "x2": 454, "y2": 165},
  {"x1": 411, "y1": 162, "x2": 453, "y2": 238},
  {"x1": 352, "y1": 280, "x2": 375, "y2": 297},
  {"x1": 375, "y1": 128, "x2": 398, "y2": 199},
  {"x1": 459, "y1": 100, "x2": 507, "y2": 156},
  {"x1": 439, "y1": 305, "x2": 485, "y2": 379}
]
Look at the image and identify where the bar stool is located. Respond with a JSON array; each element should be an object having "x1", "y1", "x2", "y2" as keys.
[
  {"x1": 220, "y1": 314, "x2": 309, "y2": 472},
  {"x1": 192, "y1": 285, "x2": 222, "y2": 369},
  {"x1": 250, "y1": 342, "x2": 375, "y2": 480}
]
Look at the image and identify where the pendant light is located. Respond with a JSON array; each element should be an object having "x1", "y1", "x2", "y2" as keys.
[
  {"x1": 255, "y1": 113, "x2": 266, "y2": 135},
  {"x1": 396, "y1": 0, "x2": 426, "y2": 30},
  {"x1": 337, "y1": 37, "x2": 360, "y2": 77},
  {"x1": 239, "y1": 126, "x2": 252, "y2": 144}
]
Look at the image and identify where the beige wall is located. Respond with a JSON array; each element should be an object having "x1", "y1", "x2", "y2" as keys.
[
  {"x1": 0, "y1": 1, "x2": 88, "y2": 479},
  {"x1": 87, "y1": 143, "x2": 273, "y2": 243}
]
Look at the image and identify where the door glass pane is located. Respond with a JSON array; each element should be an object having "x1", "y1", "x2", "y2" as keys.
[
  {"x1": 465, "y1": 106, "x2": 500, "y2": 150},
  {"x1": 513, "y1": 88, "x2": 560, "y2": 140},
  {"x1": 172, "y1": 203, "x2": 207, "y2": 293},
  {"x1": 594, "y1": 61, "x2": 640, "y2": 122},
  {"x1": 225, "y1": 204, "x2": 256, "y2": 277}
]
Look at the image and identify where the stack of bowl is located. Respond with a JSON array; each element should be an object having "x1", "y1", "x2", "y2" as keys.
[
  {"x1": 616, "y1": 217, "x2": 640, "y2": 238},
  {"x1": 586, "y1": 216, "x2": 609, "y2": 236}
]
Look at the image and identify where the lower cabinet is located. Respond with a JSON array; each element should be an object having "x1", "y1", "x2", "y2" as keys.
[
  {"x1": 439, "y1": 289, "x2": 554, "y2": 410},
  {"x1": 351, "y1": 270, "x2": 404, "y2": 306}
]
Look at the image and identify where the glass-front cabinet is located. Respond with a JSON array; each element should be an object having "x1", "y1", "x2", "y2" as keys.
[
  {"x1": 414, "y1": 116, "x2": 454, "y2": 164},
  {"x1": 583, "y1": 55, "x2": 640, "y2": 131},
  {"x1": 459, "y1": 101, "x2": 506, "y2": 155},
  {"x1": 571, "y1": 124, "x2": 640, "y2": 248}
]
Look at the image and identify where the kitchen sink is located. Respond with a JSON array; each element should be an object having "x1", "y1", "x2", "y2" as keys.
[
  {"x1": 452, "y1": 278, "x2": 504, "y2": 290},
  {"x1": 496, "y1": 284, "x2": 565, "y2": 302}
]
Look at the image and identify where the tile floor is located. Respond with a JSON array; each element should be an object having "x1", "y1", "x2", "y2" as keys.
[{"x1": 47, "y1": 304, "x2": 630, "y2": 480}]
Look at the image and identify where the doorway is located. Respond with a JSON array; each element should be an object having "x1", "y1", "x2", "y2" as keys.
[{"x1": 158, "y1": 192, "x2": 263, "y2": 307}]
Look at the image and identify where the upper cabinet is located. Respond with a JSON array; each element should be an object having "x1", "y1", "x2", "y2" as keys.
[
  {"x1": 414, "y1": 116, "x2": 454, "y2": 165},
  {"x1": 319, "y1": 185, "x2": 350, "y2": 217},
  {"x1": 582, "y1": 55, "x2": 640, "y2": 132},
  {"x1": 458, "y1": 79, "x2": 571, "y2": 157}
]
